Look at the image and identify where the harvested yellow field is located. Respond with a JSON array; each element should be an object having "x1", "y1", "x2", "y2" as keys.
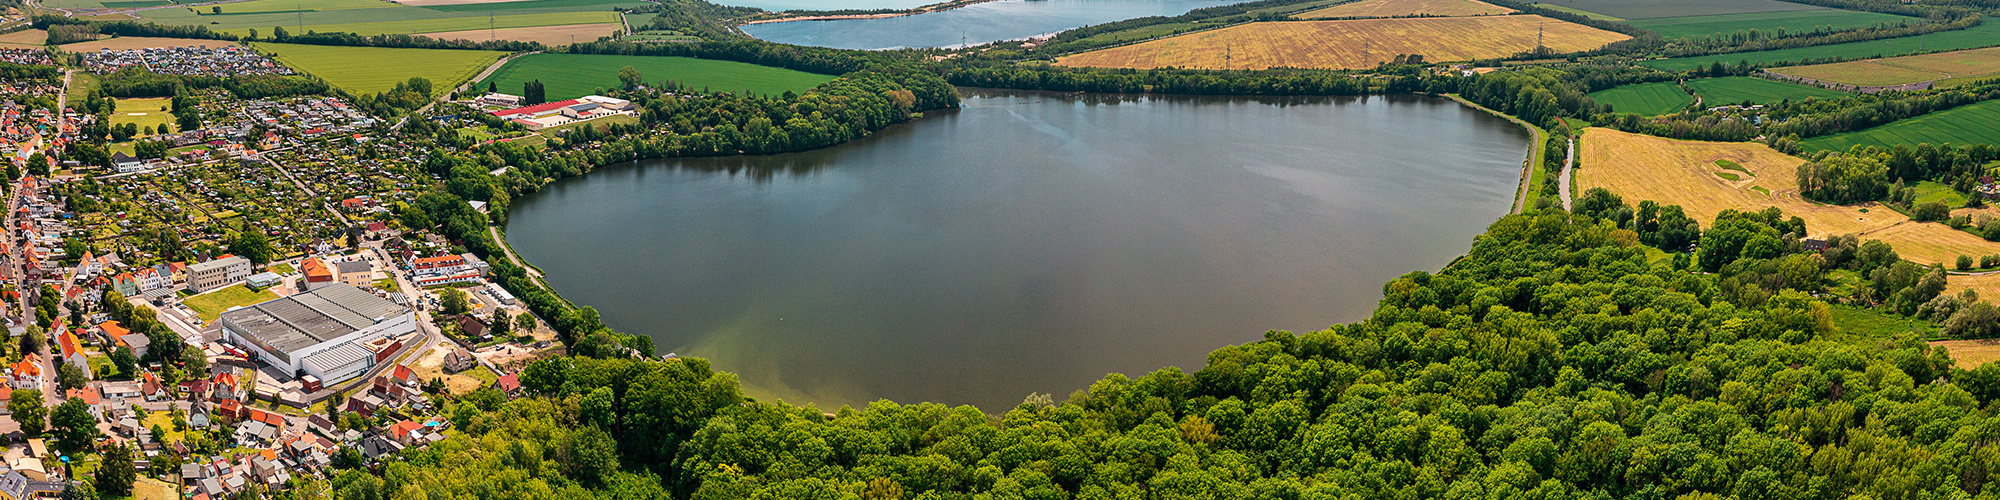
[
  {"x1": 1931, "y1": 338, "x2": 2000, "y2": 369},
  {"x1": 1772, "y1": 46, "x2": 2000, "y2": 87},
  {"x1": 1298, "y1": 0, "x2": 1512, "y2": 19},
  {"x1": 61, "y1": 36, "x2": 226, "y2": 51},
  {"x1": 0, "y1": 29, "x2": 45, "y2": 47},
  {"x1": 1056, "y1": 16, "x2": 1627, "y2": 71},
  {"x1": 1949, "y1": 273, "x2": 2000, "y2": 304},
  {"x1": 422, "y1": 23, "x2": 622, "y2": 46},
  {"x1": 1580, "y1": 128, "x2": 2000, "y2": 265}
]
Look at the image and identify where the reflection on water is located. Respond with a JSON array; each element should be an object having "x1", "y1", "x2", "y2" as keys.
[{"x1": 506, "y1": 89, "x2": 1532, "y2": 411}]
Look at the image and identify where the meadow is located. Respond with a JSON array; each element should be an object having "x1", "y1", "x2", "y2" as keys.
[
  {"x1": 1579, "y1": 128, "x2": 1998, "y2": 265},
  {"x1": 110, "y1": 97, "x2": 175, "y2": 135},
  {"x1": 1684, "y1": 76, "x2": 1847, "y2": 105},
  {"x1": 220, "y1": 12, "x2": 617, "y2": 37},
  {"x1": 1055, "y1": 16, "x2": 1628, "y2": 71},
  {"x1": 476, "y1": 54, "x2": 835, "y2": 100},
  {"x1": 1645, "y1": 21, "x2": 2000, "y2": 70},
  {"x1": 1514, "y1": 0, "x2": 1818, "y2": 20},
  {"x1": 0, "y1": 30, "x2": 45, "y2": 48},
  {"x1": 1800, "y1": 99, "x2": 2000, "y2": 151},
  {"x1": 251, "y1": 42, "x2": 506, "y2": 95},
  {"x1": 1296, "y1": 0, "x2": 1511, "y2": 19},
  {"x1": 1626, "y1": 9, "x2": 1920, "y2": 40},
  {"x1": 1587, "y1": 81, "x2": 1691, "y2": 115},
  {"x1": 1770, "y1": 46, "x2": 2000, "y2": 87}
]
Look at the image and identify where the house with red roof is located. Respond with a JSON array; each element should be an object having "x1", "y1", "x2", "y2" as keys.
[{"x1": 8, "y1": 353, "x2": 42, "y2": 389}]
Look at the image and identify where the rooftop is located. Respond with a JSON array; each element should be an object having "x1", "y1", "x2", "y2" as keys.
[{"x1": 220, "y1": 283, "x2": 410, "y2": 355}]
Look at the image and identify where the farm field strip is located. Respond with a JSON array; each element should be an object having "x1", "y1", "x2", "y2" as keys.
[
  {"x1": 422, "y1": 23, "x2": 621, "y2": 46},
  {"x1": 1516, "y1": 0, "x2": 1821, "y2": 20},
  {"x1": 1296, "y1": 0, "x2": 1511, "y2": 19},
  {"x1": 1771, "y1": 46, "x2": 2000, "y2": 87},
  {"x1": 1055, "y1": 16, "x2": 1628, "y2": 71},
  {"x1": 1800, "y1": 99, "x2": 2000, "y2": 151},
  {"x1": 1530, "y1": 3, "x2": 1619, "y2": 20},
  {"x1": 0, "y1": 30, "x2": 46, "y2": 47},
  {"x1": 1588, "y1": 81, "x2": 1691, "y2": 115},
  {"x1": 419, "y1": 0, "x2": 644, "y2": 12},
  {"x1": 219, "y1": 11, "x2": 616, "y2": 37},
  {"x1": 1626, "y1": 9, "x2": 1920, "y2": 40},
  {"x1": 476, "y1": 53, "x2": 835, "y2": 100},
  {"x1": 1684, "y1": 76, "x2": 1847, "y2": 105},
  {"x1": 58, "y1": 36, "x2": 231, "y2": 51},
  {"x1": 252, "y1": 42, "x2": 506, "y2": 95},
  {"x1": 1646, "y1": 22, "x2": 2000, "y2": 71}
]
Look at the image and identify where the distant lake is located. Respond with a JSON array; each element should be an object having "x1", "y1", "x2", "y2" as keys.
[
  {"x1": 740, "y1": 0, "x2": 1257, "y2": 50},
  {"x1": 506, "y1": 89, "x2": 1531, "y2": 411}
]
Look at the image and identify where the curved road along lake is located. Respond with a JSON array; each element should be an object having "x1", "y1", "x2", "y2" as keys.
[
  {"x1": 506, "y1": 89, "x2": 1531, "y2": 411},
  {"x1": 740, "y1": 0, "x2": 1255, "y2": 50}
]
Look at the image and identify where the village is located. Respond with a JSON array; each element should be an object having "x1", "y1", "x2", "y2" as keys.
[{"x1": 0, "y1": 61, "x2": 565, "y2": 499}]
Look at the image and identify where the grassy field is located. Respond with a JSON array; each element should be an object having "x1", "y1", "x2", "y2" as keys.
[
  {"x1": 253, "y1": 42, "x2": 505, "y2": 96},
  {"x1": 135, "y1": 0, "x2": 621, "y2": 36},
  {"x1": 1627, "y1": 9, "x2": 1919, "y2": 40},
  {"x1": 1514, "y1": 0, "x2": 1819, "y2": 20},
  {"x1": 1645, "y1": 21, "x2": 2000, "y2": 70},
  {"x1": 1588, "y1": 81, "x2": 1691, "y2": 115},
  {"x1": 219, "y1": 11, "x2": 617, "y2": 37},
  {"x1": 1684, "y1": 76, "x2": 1848, "y2": 105},
  {"x1": 1530, "y1": 3, "x2": 1619, "y2": 20},
  {"x1": 477, "y1": 53, "x2": 834, "y2": 100},
  {"x1": 1580, "y1": 127, "x2": 2000, "y2": 264},
  {"x1": 419, "y1": 0, "x2": 644, "y2": 12},
  {"x1": 1832, "y1": 306, "x2": 1934, "y2": 339},
  {"x1": 1912, "y1": 180, "x2": 1968, "y2": 207},
  {"x1": 0, "y1": 30, "x2": 45, "y2": 47},
  {"x1": 185, "y1": 284, "x2": 277, "y2": 321},
  {"x1": 421, "y1": 23, "x2": 621, "y2": 45},
  {"x1": 1056, "y1": 16, "x2": 1628, "y2": 71},
  {"x1": 110, "y1": 97, "x2": 176, "y2": 136},
  {"x1": 1800, "y1": 99, "x2": 2000, "y2": 151},
  {"x1": 1296, "y1": 0, "x2": 1511, "y2": 19},
  {"x1": 206, "y1": 0, "x2": 398, "y2": 14},
  {"x1": 1770, "y1": 46, "x2": 2000, "y2": 87}
]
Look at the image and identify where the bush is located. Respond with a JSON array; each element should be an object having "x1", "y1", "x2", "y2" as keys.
[{"x1": 1959, "y1": 254, "x2": 1974, "y2": 271}]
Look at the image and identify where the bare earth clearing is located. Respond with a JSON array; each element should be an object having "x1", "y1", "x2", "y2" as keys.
[{"x1": 1056, "y1": 16, "x2": 1627, "y2": 71}]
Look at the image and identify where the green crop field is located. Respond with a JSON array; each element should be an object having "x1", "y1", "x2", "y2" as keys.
[
  {"x1": 477, "y1": 53, "x2": 835, "y2": 100},
  {"x1": 1800, "y1": 99, "x2": 2000, "y2": 151},
  {"x1": 1588, "y1": 81, "x2": 1691, "y2": 115},
  {"x1": 1685, "y1": 77, "x2": 1847, "y2": 105},
  {"x1": 228, "y1": 11, "x2": 615, "y2": 36},
  {"x1": 207, "y1": 0, "x2": 395, "y2": 14},
  {"x1": 1517, "y1": 0, "x2": 1818, "y2": 20},
  {"x1": 1627, "y1": 9, "x2": 1920, "y2": 39},
  {"x1": 422, "y1": 0, "x2": 644, "y2": 13},
  {"x1": 252, "y1": 42, "x2": 505, "y2": 95},
  {"x1": 1530, "y1": 3, "x2": 1620, "y2": 21},
  {"x1": 1645, "y1": 21, "x2": 2000, "y2": 70}
]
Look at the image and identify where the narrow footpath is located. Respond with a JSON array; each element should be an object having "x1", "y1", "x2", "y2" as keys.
[{"x1": 488, "y1": 225, "x2": 541, "y2": 278}]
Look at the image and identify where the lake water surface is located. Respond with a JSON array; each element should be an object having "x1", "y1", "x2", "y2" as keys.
[
  {"x1": 506, "y1": 89, "x2": 1530, "y2": 411},
  {"x1": 740, "y1": 0, "x2": 1255, "y2": 50}
]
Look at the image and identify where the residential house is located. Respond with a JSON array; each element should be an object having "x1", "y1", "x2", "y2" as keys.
[
  {"x1": 56, "y1": 330, "x2": 90, "y2": 379},
  {"x1": 336, "y1": 259, "x2": 372, "y2": 288},
  {"x1": 100, "y1": 380, "x2": 141, "y2": 400},
  {"x1": 8, "y1": 353, "x2": 41, "y2": 389},
  {"x1": 495, "y1": 372, "x2": 521, "y2": 397},
  {"x1": 187, "y1": 255, "x2": 251, "y2": 293},
  {"x1": 300, "y1": 257, "x2": 333, "y2": 288}
]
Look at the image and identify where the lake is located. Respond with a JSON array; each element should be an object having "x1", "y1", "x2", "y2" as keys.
[
  {"x1": 505, "y1": 89, "x2": 1531, "y2": 411},
  {"x1": 739, "y1": 0, "x2": 1256, "y2": 50}
]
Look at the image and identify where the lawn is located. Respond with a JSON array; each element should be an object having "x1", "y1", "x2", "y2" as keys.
[
  {"x1": 1912, "y1": 180, "x2": 1967, "y2": 207},
  {"x1": 537, "y1": 114, "x2": 638, "y2": 137},
  {"x1": 1055, "y1": 15, "x2": 1629, "y2": 70},
  {"x1": 477, "y1": 53, "x2": 835, "y2": 100},
  {"x1": 66, "y1": 72, "x2": 99, "y2": 108},
  {"x1": 184, "y1": 284, "x2": 278, "y2": 321},
  {"x1": 1683, "y1": 76, "x2": 1848, "y2": 106},
  {"x1": 109, "y1": 97, "x2": 176, "y2": 136},
  {"x1": 373, "y1": 278, "x2": 400, "y2": 292},
  {"x1": 1627, "y1": 9, "x2": 1920, "y2": 40},
  {"x1": 252, "y1": 42, "x2": 505, "y2": 96},
  {"x1": 1800, "y1": 99, "x2": 2000, "y2": 151},
  {"x1": 1770, "y1": 45, "x2": 2000, "y2": 87},
  {"x1": 1588, "y1": 81, "x2": 1691, "y2": 115},
  {"x1": 1645, "y1": 21, "x2": 2000, "y2": 70},
  {"x1": 269, "y1": 262, "x2": 296, "y2": 275},
  {"x1": 1831, "y1": 305, "x2": 1934, "y2": 339}
]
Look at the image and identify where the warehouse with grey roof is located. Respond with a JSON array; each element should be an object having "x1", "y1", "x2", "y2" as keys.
[{"x1": 219, "y1": 283, "x2": 416, "y2": 383}]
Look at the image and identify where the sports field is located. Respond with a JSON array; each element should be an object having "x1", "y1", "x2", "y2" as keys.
[
  {"x1": 1588, "y1": 81, "x2": 1691, "y2": 115},
  {"x1": 477, "y1": 54, "x2": 835, "y2": 100},
  {"x1": 1627, "y1": 9, "x2": 1919, "y2": 40},
  {"x1": 1800, "y1": 99, "x2": 2000, "y2": 151},
  {"x1": 1645, "y1": 22, "x2": 2000, "y2": 71},
  {"x1": 1770, "y1": 46, "x2": 2000, "y2": 87},
  {"x1": 422, "y1": 23, "x2": 621, "y2": 46},
  {"x1": 1296, "y1": 0, "x2": 1511, "y2": 19},
  {"x1": 252, "y1": 42, "x2": 505, "y2": 96},
  {"x1": 1055, "y1": 16, "x2": 1628, "y2": 71},
  {"x1": 1684, "y1": 76, "x2": 1847, "y2": 105},
  {"x1": 1579, "y1": 127, "x2": 1995, "y2": 264},
  {"x1": 1515, "y1": 0, "x2": 1818, "y2": 20}
]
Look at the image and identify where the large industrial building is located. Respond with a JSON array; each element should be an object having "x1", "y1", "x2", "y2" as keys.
[{"x1": 218, "y1": 283, "x2": 415, "y2": 384}]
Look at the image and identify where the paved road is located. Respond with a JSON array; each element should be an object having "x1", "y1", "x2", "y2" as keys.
[{"x1": 1559, "y1": 137, "x2": 1575, "y2": 211}]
